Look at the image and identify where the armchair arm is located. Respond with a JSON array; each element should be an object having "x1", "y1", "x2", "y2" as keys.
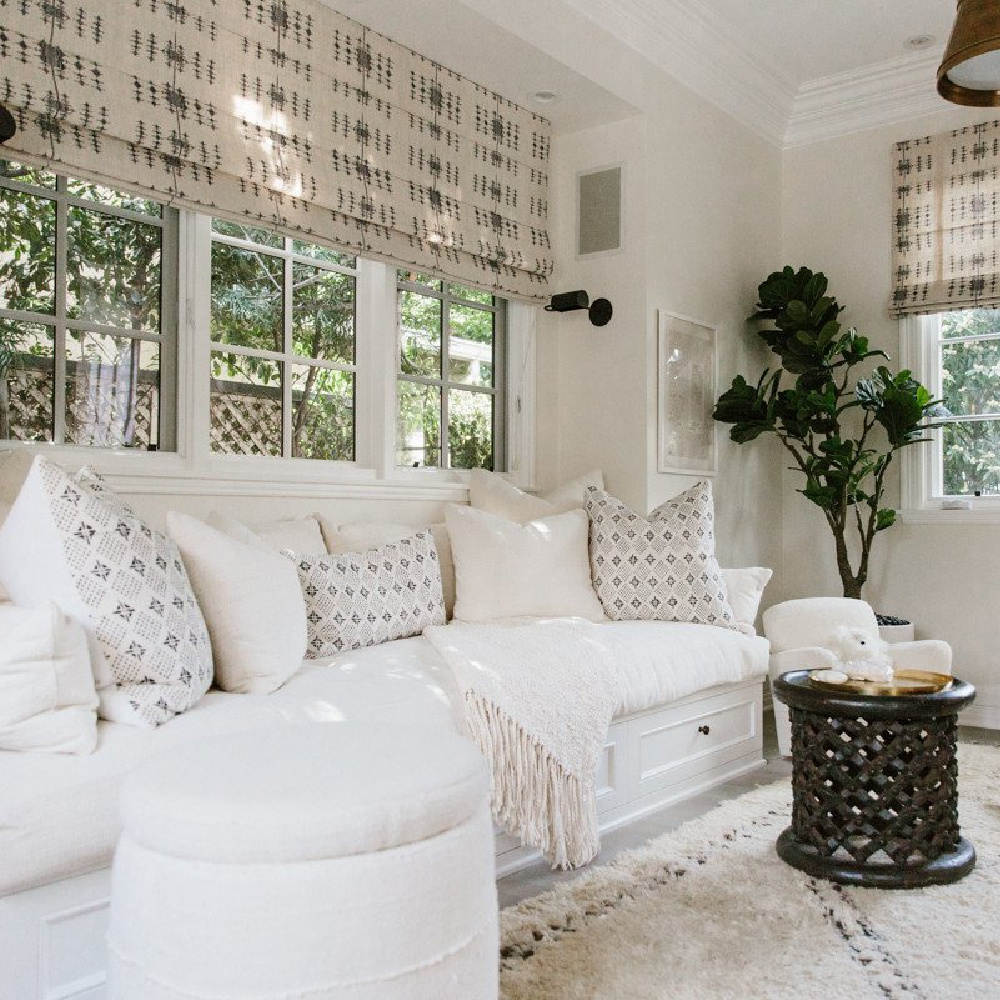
[
  {"x1": 769, "y1": 646, "x2": 838, "y2": 683},
  {"x1": 888, "y1": 640, "x2": 952, "y2": 675}
]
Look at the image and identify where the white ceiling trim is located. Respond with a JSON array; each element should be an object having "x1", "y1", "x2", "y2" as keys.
[
  {"x1": 560, "y1": 0, "x2": 952, "y2": 148},
  {"x1": 784, "y1": 52, "x2": 947, "y2": 148},
  {"x1": 562, "y1": 0, "x2": 794, "y2": 143}
]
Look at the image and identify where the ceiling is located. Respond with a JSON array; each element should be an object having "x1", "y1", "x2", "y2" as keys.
[{"x1": 326, "y1": 0, "x2": 962, "y2": 145}]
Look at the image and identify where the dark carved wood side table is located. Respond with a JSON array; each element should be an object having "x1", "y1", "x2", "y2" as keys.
[{"x1": 773, "y1": 669, "x2": 976, "y2": 889}]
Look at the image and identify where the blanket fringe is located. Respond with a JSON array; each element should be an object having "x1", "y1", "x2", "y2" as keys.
[{"x1": 464, "y1": 692, "x2": 600, "y2": 870}]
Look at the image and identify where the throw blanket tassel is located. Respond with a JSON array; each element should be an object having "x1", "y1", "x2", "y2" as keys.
[{"x1": 464, "y1": 693, "x2": 600, "y2": 869}]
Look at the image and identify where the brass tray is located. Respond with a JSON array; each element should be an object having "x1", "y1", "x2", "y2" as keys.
[{"x1": 808, "y1": 668, "x2": 953, "y2": 696}]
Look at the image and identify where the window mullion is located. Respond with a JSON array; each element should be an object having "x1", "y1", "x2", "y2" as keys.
[
  {"x1": 53, "y1": 180, "x2": 68, "y2": 445},
  {"x1": 440, "y1": 290, "x2": 449, "y2": 468},
  {"x1": 282, "y1": 242, "x2": 293, "y2": 458}
]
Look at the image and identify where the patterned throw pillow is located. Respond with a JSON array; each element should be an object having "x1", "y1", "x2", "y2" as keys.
[
  {"x1": 584, "y1": 483, "x2": 737, "y2": 629},
  {"x1": 285, "y1": 531, "x2": 446, "y2": 657},
  {"x1": 0, "y1": 457, "x2": 213, "y2": 726}
]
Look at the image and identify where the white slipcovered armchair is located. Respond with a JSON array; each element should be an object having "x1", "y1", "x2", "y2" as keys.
[{"x1": 762, "y1": 597, "x2": 953, "y2": 757}]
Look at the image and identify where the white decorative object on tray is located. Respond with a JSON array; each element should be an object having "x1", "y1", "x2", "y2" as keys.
[{"x1": 657, "y1": 311, "x2": 717, "y2": 475}]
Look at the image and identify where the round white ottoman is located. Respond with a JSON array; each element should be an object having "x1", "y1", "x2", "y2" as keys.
[{"x1": 107, "y1": 723, "x2": 496, "y2": 1000}]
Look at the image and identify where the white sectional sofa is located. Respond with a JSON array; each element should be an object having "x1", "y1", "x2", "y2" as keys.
[{"x1": 0, "y1": 467, "x2": 771, "y2": 1000}]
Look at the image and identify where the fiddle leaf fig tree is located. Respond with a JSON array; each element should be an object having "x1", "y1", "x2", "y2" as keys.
[{"x1": 713, "y1": 266, "x2": 942, "y2": 600}]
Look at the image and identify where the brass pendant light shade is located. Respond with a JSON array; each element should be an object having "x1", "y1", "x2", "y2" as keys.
[{"x1": 938, "y1": 0, "x2": 1000, "y2": 106}]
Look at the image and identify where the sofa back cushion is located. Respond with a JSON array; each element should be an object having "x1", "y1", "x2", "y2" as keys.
[
  {"x1": 469, "y1": 468, "x2": 604, "y2": 523},
  {"x1": 286, "y1": 531, "x2": 446, "y2": 657},
  {"x1": 720, "y1": 567, "x2": 773, "y2": 635},
  {"x1": 167, "y1": 512, "x2": 306, "y2": 694},
  {"x1": 446, "y1": 505, "x2": 606, "y2": 622},
  {"x1": 762, "y1": 597, "x2": 878, "y2": 653},
  {"x1": 585, "y1": 483, "x2": 736, "y2": 629},
  {"x1": 0, "y1": 457, "x2": 212, "y2": 726}
]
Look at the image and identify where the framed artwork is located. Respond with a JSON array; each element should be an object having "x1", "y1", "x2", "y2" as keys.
[{"x1": 657, "y1": 311, "x2": 717, "y2": 475}]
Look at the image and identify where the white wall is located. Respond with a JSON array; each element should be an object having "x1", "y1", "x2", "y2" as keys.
[
  {"x1": 781, "y1": 104, "x2": 1000, "y2": 723},
  {"x1": 535, "y1": 60, "x2": 784, "y2": 571}
]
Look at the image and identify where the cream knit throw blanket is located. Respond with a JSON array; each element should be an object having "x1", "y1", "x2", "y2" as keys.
[{"x1": 423, "y1": 620, "x2": 620, "y2": 869}]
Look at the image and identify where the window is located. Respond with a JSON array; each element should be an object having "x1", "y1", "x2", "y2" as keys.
[
  {"x1": 397, "y1": 271, "x2": 505, "y2": 470},
  {"x1": 912, "y1": 309, "x2": 1000, "y2": 499},
  {"x1": 209, "y1": 221, "x2": 356, "y2": 461},
  {"x1": 0, "y1": 160, "x2": 177, "y2": 449}
]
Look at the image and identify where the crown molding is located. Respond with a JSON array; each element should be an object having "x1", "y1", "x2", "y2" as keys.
[
  {"x1": 562, "y1": 0, "x2": 794, "y2": 143},
  {"x1": 784, "y1": 52, "x2": 947, "y2": 148}
]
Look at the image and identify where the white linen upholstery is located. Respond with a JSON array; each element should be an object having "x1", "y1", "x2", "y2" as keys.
[
  {"x1": 720, "y1": 566, "x2": 773, "y2": 634},
  {"x1": 0, "y1": 638, "x2": 457, "y2": 897},
  {"x1": 468, "y1": 467, "x2": 604, "y2": 522},
  {"x1": 0, "y1": 501, "x2": 9, "y2": 604},
  {"x1": 446, "y1": 505, "x2": 606, "y2": 622},
  {"x1": 108, "y1": 724, "x2": 496, "y2": 1000},
  {"x1": 166, "y1": 512, "x2": 306, "y2": 694},
  {"x1": 762, "y1": 597, "x2": 953, "y2": 756},
  {"x1": 0, "y1": 603, "x2": 98, "y2": 754},
  {"x1": 248, "y1": 513, "x2": 327, "y2": 553}
]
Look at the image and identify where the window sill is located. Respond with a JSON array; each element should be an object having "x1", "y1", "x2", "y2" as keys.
[{"x1": 900, "y1": 507, "x2": 1000, "y2": 525}]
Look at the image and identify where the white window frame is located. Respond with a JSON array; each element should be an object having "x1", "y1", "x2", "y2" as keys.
[
  {"x1": 900, "y1": 312, "x2": 1000, "y2": 523},
  {"x1": 1, "y1": 201, "x2": 537, "y2": 500}
]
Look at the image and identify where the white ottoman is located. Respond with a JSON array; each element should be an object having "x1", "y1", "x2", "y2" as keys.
[{"x1": 107, "y1": 723, "x2": 497, "y2": 1000}]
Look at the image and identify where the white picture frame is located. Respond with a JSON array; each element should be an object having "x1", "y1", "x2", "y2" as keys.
[{"x1": 657, "y1": 311, "x2": 717, "y2": 476}]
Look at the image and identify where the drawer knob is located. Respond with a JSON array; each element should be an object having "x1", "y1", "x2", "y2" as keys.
[{"x1": 698, "y1": 724, "x2": 711, "y2": 736}]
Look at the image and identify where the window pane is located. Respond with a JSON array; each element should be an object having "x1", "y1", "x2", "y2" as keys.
[
  {"x1": 292, "y1": 240, "x2": 354, "y2": 268},
  {"x1": 449, "y1": 303, "x2": 494, "y2": 386},
  {"x1": 448, "y1": 283, "x2": 492, "y2": 305},
  {"x1": 211, "y1": 243, "x2": 284, "y2": 352},
  {"x1": 0, "y1": 186, "x2": 56, "y2": 314},
  {"x1": 399, "y1": 290, "x2": 441, "y2": 377},
  {"x1": 397, "y1": 380, "x2": 441, "y2": 467},
  {"x1": 64, "y1": 332, "x2": 160, "y2": 448},
  {"x1": 942, "y1": 420, "x2": 1000, "y2": 496},
  {"x1": 67, "y1": 207, "x2": 162, "y2": 333},
  {"x1": 940, "y1": 308, "x2": 1000, "y2": 339},
  {"x1": 66, "y1": 177, "x2": 161, "y2": 217},
  {"x1": 292, "y1": 262, "x2": 355, "y2": 365},
  {"x1": 0, "y1": 159, "x2": 56, "y2": 189},
  {"x1": 448, "y1": 389, "x2": 493, "y2": 470},
  {"x1": 941, "y1": 338, "x2": 1000, "y2": 417},
  {"x1": 212, "y1": 218, "x2": 284, "y2": 248},
  {"x1": 291, "y1": 364, "x2": 354, "y2": 461},
  {"x1": 1, "y1": 321, "x2": 54, "y2": 441},
  {"x1": 398, "y1": 269, "x2": 441, "y2": 290},
  {"x1": 210, "y1": 352, "x2": 282, "y2": 456}
]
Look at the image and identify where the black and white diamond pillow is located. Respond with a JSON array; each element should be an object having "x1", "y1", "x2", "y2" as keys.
[
  {"x1": 285, "y1": 531, "x2": 446, "y2": 657},
  {"x1": 584, "y1": 483, "x2": 737, "y2": 629},
  {"x1": 0, "y1": 457, "x2": 213, "y2": 726}
]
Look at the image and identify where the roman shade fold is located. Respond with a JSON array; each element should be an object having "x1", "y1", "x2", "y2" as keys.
[
  {"x1": 2, "y1": 0, "x2": 552, "y2": 301},
  {"x1": 891, "y1": 119, "x2": 1000, "y2": 317}
]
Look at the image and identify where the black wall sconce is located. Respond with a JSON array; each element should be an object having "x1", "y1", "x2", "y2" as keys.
[
  {"x1": 0, "y1": 105, "x2": 16, "y2": 144},
  {"x1": 544, "y1": 289, "x2": 613, "y2": 327}
]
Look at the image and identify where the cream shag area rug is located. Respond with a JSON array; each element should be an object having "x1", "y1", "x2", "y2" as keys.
[{"x1": 499, "y1": 743, "x2": 1000, "y2": 1000}]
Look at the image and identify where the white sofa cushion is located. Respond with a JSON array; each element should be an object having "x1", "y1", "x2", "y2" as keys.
[
  {"x1": 287, "y1": 531, "x2": 446, "y2": 656},
  {"x1": 469, "y1": 468, "x2": 604, "y2": 522},
  {"x1": 762, "y1": 597, "x2": 878, "y2": 653},
  {"x1": 0, "y1": 603, "x2": 98, "y2": 755},
  {"x1": 586, "y1": 483, "x2": 736, "y2": 629},
  {"x1": 322, "y1": 520, "x2": 456, "y2": 618},
  {"x1": 0, "y1": 457, "x2": 212, "y2": 727},
  {"x1": 166, "y1": 512, "x2": 306, "y2": 694},
  {"x1": 720, "y1": 566, "x2": 773, "y2": 635},
  {"x1": 446, "y1": 504, "x2": 606, "y2": 622},
  {"x1": 247, "y1": 514, "x2": 327, "y2": 553}
]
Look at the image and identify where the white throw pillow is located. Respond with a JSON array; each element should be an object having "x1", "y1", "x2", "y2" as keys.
[
  {"x1": 167, "y1": 513, "x2": 306, "y2": 694},
  {"x1": 446, "y1": 504, "x2": 606, "y2": 622},
  {"x1": 585, "y1": 483, "x2": 737, "y2": 629},
  {"x1": 469, "y1": 468, "x2": 604, "y2": 523},
  {"x1": 321, "y1": 520, "x2": 456, "y2": 618},
  {"x1": 285, "y1": 531, "x2": 446, "y2": 657},
  {"x1": 720, "y1": 567, "x2": 773, "y2": 635},
  {"x1": 0, "y1": 501, "x2": 10, "y2": 604},
  {"x1": 0, "y1": 457, "x2": 213, "y2": 726},
  {"x1": 207, "y1": 512, "x2": 327, "y2": 554},
  {"x1": 0, "y1": 603, "x2": 98, "y2": 754}
]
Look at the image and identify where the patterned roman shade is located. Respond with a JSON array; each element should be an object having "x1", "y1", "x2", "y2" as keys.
[
  {"x1": 1, "y1": 0, "x2": 552, "y2": 301},
  {"x1": 891, "y1": 119, "x2": 1000, "y2": 318}
]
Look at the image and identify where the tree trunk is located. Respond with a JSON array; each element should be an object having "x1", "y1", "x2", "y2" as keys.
[
  {"x1": 833, "y1": 518, "x2": 866, "y2": 600},
  {"x1": 0, "y1": 375, "x2": 9, "y2": 441}
]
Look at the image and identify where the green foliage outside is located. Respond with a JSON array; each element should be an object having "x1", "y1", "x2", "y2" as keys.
[
  {"x1": 397, "y1": 273, "x2": 496, "y2": 470},
  {"x1": 714, "y1": 266, "x2": 942, "y2": 599}
]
